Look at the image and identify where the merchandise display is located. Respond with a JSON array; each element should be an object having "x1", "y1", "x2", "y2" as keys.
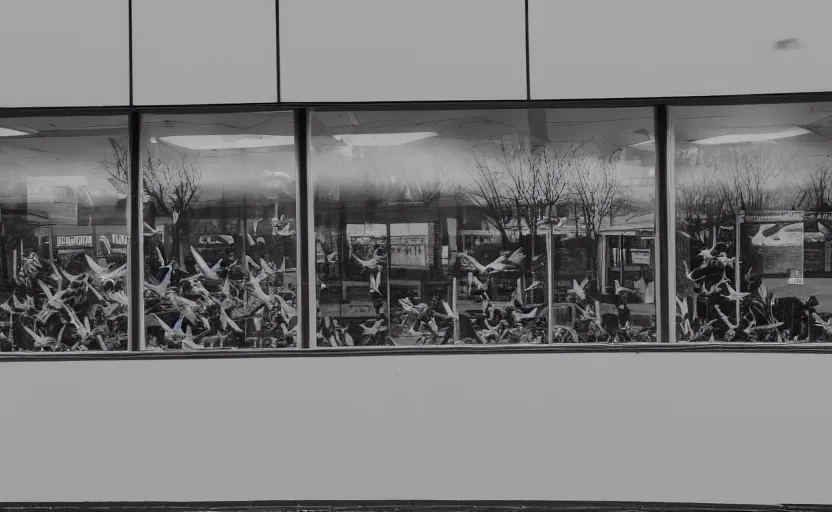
[
  {"x1": 1, "y1": 251, "x2": 128, "y2": 351},
  {"x1": 143, "y1": 222, "x2": 298, "y2": 350},
  {"x1": 312, "y1": 109, "x2": 658, "y2": 346}
]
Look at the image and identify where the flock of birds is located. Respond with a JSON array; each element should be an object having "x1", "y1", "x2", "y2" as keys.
[
  {"x1": 0, "y1": 215, "x2": 304, "y2": 351},
  {"x1": 331, "y1": 242, "x2": 655, "y2": 346},
  {"x1": 676, "y1": 239, "x2": 818, "y2": 342},
  {"x1": 1, "y1": 251, "x2": 129, "y2": 351},
  {"x1": 143, "y1": 233, "x2": 299, "y2": 350},
  {"x1": 19, "y1": 231, "x2": 813, "y2": 350}
]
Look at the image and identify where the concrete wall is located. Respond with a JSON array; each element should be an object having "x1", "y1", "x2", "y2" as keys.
[
  {"x1": 0, "y1": 353, "x2": 831, "y2": 503},
  {"x1": 3, "y1": 1, "x2": 832, "y2": 506},
  {"x1": 3, "y1": 0, "x2": 832, "y2": 106}
]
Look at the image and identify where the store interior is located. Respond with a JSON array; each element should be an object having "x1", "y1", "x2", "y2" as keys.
[
  {"x1": 675, "y1": 102, "x2": 832, "y2": 342},
  {"x1": 311, "y1": 108, "x2": 656, "y2": 346},
  {"x1": 4, "y1": 103, "x2": 832, "y2": 350}
]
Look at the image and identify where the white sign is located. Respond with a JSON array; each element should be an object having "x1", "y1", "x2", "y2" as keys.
[
  {"x1": 320, "y1": 302, "x2": 374, "y2": 318},
  {"x1": 741, "y1": 210, "x2": 804, "y2": 223},
  {"x1": 788, "y1": 269, "x2": 804, "y2": 285},
  {"x1": 631, "y1": 249, "x2": 651, "y2": 265},
  {"x1": 56, "y1": 235, "x2": 93, "y2": 247},
  {"x1": 198, "y1": 235, "x2": 235, "y2": 245}
]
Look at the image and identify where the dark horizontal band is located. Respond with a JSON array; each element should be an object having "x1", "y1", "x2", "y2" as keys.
[
  {"x1": 2, "y1": 342, "x2": 832, "y2": 363},
  {"x1": 0, "y1": 500, "x2": 825, "y2": 512},
  {"x1": 3, "y1": 90, "x2": 832, "y2": 117}
]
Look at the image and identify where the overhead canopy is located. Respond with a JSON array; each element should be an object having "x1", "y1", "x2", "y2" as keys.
[{"x1": 600, "y1": 213, "x2": 655, "y2": 236}]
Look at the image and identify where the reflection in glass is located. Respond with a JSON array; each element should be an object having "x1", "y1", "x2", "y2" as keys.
[
  {"x1": 312, "y1": 109, "x2": 656, "y2": 346},
  {"x1": 139, "y1": 112, "x2": 298, "y2": 350},
  {"x1": 0, "y1": 116, "x2": 129, "y2": 351},
  {"x1": 675, "y1": 102, "x2": 832, "y2": 342}
]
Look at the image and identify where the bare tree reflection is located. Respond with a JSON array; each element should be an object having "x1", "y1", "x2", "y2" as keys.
[
  {"x1": 105, "y1": 138, "x2": 203, "y2": 261},
  {"x1": 470, "y1": 139, "x2": 571, "y2": 249}
]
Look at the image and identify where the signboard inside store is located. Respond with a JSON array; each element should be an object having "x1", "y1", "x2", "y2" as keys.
[
  {"x1": 55, "y1": 233, "x2": 129, "y2": 249},
  {"x1": 630, "y1": 249, "x2": 651, "y2": 265},
  {"x1": 55, "y1": 233, "x2": 130, "y2": 254}
]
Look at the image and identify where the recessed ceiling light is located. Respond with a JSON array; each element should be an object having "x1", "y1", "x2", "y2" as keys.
[
  {"x1": 693, "y1": 127, "x2": 811, "y2": 145},
  {"x1": 157, "y1": 134, "x2": 294, "y2": 150},
  {"x1": 332, "y1": 132, "x2": 438, "y2": 147},
  {"x1": 0, "y1": 127, "x2": 34, "y2": 137}
]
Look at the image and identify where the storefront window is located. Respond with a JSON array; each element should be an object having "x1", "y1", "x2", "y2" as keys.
[
  {"x1": 0, "y1": 115, "x2": 129, "y2": 351},
  {"x1": 139, "y1": 112, "x2": 298, "y2": 350},
  {"x1": 674, "y1": 102, "x2": 832, "y2": 342},
  {"x1": 311, "y1": 108, "x2": 656, "y2": 346}
]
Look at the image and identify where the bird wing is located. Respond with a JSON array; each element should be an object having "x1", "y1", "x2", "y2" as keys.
[
  {"x1": 151, "y1": 313, "x2": 174, "y2": 333},
  {"x1": 675, "y1": 295, "x2": 688, "y2": 316},
  {"x1": 84, "y1": 254, "x2": 108, "y2": 274},
  {"x1": 190, "y1": 246, "x2": 219, "y2": 279},
  {"x1": 442, "y1": 301, "x2": 457, "y2": 319}
]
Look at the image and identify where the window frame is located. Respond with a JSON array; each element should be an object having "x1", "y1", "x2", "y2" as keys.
[{"x1": 2, "y1": 92, "x2": 832, "y2": 359}]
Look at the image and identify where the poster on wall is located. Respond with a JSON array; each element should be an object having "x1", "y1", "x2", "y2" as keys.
[
  {"x1": 740, "y1": 210, "x2": 804, "y2": 278},
  {"x1": 630, "y1": 248, "x2": 651, "y2": 265},
  {"x1": 347, "y1": 223, "x2": 432, "y2": 269},
  {"x1": 100, "y1": 233, "x2": 129, "y2": 254},
  {"x1": 55, "y1": 234, "x2": 93, "y2": 255}
]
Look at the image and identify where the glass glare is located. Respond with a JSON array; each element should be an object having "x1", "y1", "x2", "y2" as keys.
[
  {"x1": 8, "y1": 103, "x2": 832, "y2": 351},
  {"x1": 0, "y1": 116, "x2": 129, "y2": 351},
  {"x1": 140, "y1": 112, "x2": 298, "y2": 350},
  {"x1": 675, "y1": 102, "x2": 832, "y2": 343},
  {"x1": 312, "y1": 109, "x2": 657, "y2": 346}
]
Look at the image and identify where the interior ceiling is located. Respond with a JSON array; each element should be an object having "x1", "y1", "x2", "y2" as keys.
[
  {"x1": 674, "y1": 103, "x2": 832, "y2": 142},
  {"x1": 2, "y1": 103, "x2": 832, "y2": 186}
]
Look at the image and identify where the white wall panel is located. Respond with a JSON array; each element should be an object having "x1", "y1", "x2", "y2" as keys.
[
  {"x1": 0, "y1": 353, "x2": 831, "y2": 503},
  {"x1": 279, "y1": 0, "x2": 527, "y2": 102},
  {"x1": 0, "y1": 0, "x2": 129, "y2": 108},
  {"x1": 529, "y1": 0, "x2": 832, "y2": 99},
  {"x1": 132, "y1": 0, "x2": 278, "y2": 105}
]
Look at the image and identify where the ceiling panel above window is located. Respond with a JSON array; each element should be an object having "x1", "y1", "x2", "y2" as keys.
[
  {"x1": 529, "y1": 0, "x2": 832, "y2": 100},
  {"x1": 0, "y1": 0, "x2": 130, "y2": 108},
  {"x1": 132, "y1": 0, "x2": 278, "y2": 106},
  {"x1": 279, "y1": 0, "x2": 527, "y2": 103}
]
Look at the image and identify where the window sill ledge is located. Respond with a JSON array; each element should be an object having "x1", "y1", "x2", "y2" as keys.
[{"x1": 1, "y1": 341, "x2": 832, "y2": 362}]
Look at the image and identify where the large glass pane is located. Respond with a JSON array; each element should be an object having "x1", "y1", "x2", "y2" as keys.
[
  {"x1": 311, "y1": 108, "x2": 656, "y2": 347},
  {"x1": 140, "y1": 112, "x2": 298, "y2": 350},
  {"x1": 0, "y1": 115, "x2": 129, "y2": 351},
  {"x1": 674, "y1": 102, "x2": 832, "y2": 342}
]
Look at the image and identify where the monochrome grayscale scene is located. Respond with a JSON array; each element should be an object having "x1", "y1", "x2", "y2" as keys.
[{"x1": 1, "y1": 0, "x2": 830, "y2": 510}]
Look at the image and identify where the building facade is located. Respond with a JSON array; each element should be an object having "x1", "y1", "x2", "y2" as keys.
[{"x1": 1, "y1": 0, "x2": 832, "y2": 508}]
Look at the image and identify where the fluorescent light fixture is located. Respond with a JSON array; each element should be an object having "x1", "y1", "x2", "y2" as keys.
[
  {"x1": 693, "y1": 127, "x2": 811, "y2": 145},
  {"x1": 157, "y1": 134, "x2": 294, "y2": 150},
  {"x1": 0, "y1": 127, "x2": 33, "y2": 137},
  {"x1": 332, "y1": 132, "x2": 437, "y2": 147}
]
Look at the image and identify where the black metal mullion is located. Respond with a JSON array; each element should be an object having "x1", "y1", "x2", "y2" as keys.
[
  {"x1": 128, "y1": 0, "x2": 134, "y2": 106},
  {"x1": 276, "y1": 0, "x2": 281, "y2": 103},
  {"x1": 524, "y1": 0, "x2": 531, "y2": 100},
  {"x1": 127, "y1": 111, "x2": 144, "y2": 351},
  {"x1": 654, "y1": 105, "x2": 671, "y2": 343},
  {"x1": 294, "y1": 108, "x2": 312, "y2": 348}
]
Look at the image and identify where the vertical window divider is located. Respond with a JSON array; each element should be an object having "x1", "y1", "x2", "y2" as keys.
[
  {"x1": 294, "y1": 108, "x2": 315, "y2": 349},
  {"x1": 654, "y1": 105, "x2": 675, "y2": 343},
  {"x1": 128, "y1": 111, "x2": 145, "y2": 351}
]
